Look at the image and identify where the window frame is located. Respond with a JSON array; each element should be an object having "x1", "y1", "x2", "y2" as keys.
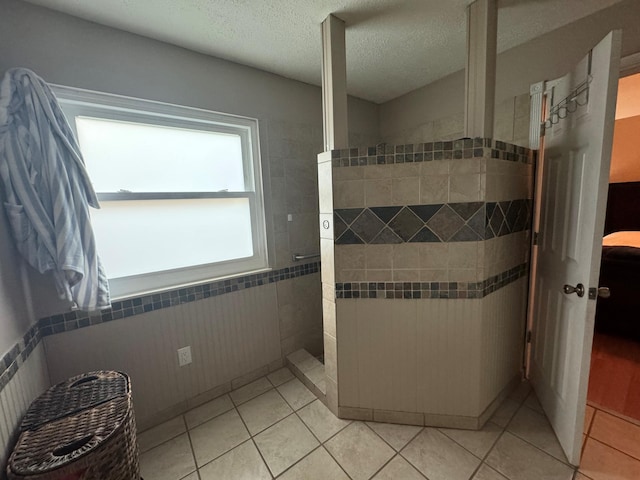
[{"x1": 52, "y1": 85, "x2": 269, "y2": 299}]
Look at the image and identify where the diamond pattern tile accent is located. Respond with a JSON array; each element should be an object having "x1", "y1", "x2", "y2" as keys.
[
  {"x1": 371, "y1": 206, "x2": 402, "y2": 223},
  {"x1": 408, "y1": 204, "x2": 443, "y2": 222},
  {"x1": 451, "y1": 225, "x2": 482, "y2": 242},
  {"x1": 335, "y1": 208, "x2": 363, "y2": 225},
  {"x1": 426, "y1": 205, "x2": 466, "y2": 241},
  {"x1": 388, "y1": 208, "x2": 424, "y2": 241},
  {"x1": 409, "y1": 227, "x2": 440, "y2": 243},
  {"x1": 351, "y1": 210, "x2": 386, "y2": 243},
  {"x1": 371, "y1": 227, "x2": 403, "y2": 244},
  {"x1": 334, "y1": 214, "x2": 348, "y2": 239},
  {"x1": 451, "y1": 202, "x2": 484, "y2": 221},
  {"x1": 335, "y1": 199, "x2": 531, "y2": 245},
  {"x1": 336, "y1": 229, "x2": 364, "y2": 245}
]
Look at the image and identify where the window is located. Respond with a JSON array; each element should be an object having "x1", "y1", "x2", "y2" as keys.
[{"x1": 53, "y1": 86, "x2": 268, "y2": 298}]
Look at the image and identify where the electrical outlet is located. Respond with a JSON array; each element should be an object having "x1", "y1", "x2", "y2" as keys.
[{"x1": 177, "y1": 346, "x2": 192, "y2": 367}]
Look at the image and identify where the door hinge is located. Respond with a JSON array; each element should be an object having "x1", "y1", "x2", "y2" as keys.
[
  {"x1": 526, "y1": 330, "x2": 532, "y2": 343},
  {"x1": 533, "y1": 232, "x2": 539, "y2": 246}
]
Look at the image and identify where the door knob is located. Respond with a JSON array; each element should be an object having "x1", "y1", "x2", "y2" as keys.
[
  {"x1": 563, "y1": 283, "x2": 585, "y2": 297},
  {"x1": 597, "y1": 287, "x2": 610, "y2": 299}
]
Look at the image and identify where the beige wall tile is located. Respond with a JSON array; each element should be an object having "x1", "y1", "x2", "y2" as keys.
[
  {"x1": 373, "y1": 409, "x2": 424, "y2": 426},
  {"x1": 336, "y1": 245, "x2": 366, "y2": 270},
  {"x1": 366, "y1": 269, "x2": 393, "y2": 281},
  {"x1": 332, "y1": 165, "x2": 364, "y2": 181},
  {"x1": 393, "y1": 270, "x2": 421, "y2": 281},
  {"x1": 448, "y1": 268, "x2": 480, "y2": 282},
  {"x1": 392, "y1": 177, "x2": 420, "y2": 205},
  {"x1": 323, "y1": 299, "x2": 336, "y2": 337},
  {"x1": 365, "y1": 245, "x2": 393, "y2": 269},
  {"x1": 338, "y1": 406, "x2": 374, "y2": 421},
  {"x1": 337, "y1": 269, "x2": 367, "y2": 282},
  {"x1": 365, "y1": 178, "x2": 392, "y2": 206},
  {"x1": 324, "y1": 333, "x2": 337, "y2": 382},
  {"x1": 420, "y1": 269, "x2": 448, "y2": 281},
  {"x1": 450, "y1": 158, "x2": 484, "y2": 175},
  {"x1": 419, "y1": 243, "x2": 449, "y2": 269},
  {"x1": 393, "y1": 244, "x2": 420, "y2": 269},
  {"x1": 448, "y1": 242, "x2": 479, "y2": 269},
  {"x1": 420, "y1": 160, "x2": 450, "y2": 176},
  {"x1": 449, "y1": 174, "x2": 481, "y2": 202},
  {"x1": 364, "y1": 165, "x2": 394, "y2": 179},
  {"x1": 334, "y1": 180, "x2": 364, "y2": 208},
  {"x1": 420, "y1": 175, "x2": 449, "y2": 203},
  {"x1": 322, "y1": 282, "x2": 335, "y2": 301},
  {"x1": 317, "y1": 160, "x2": 333, "y2": 214},
  {"x1": 433, "y1": 112, "x2": 464, "y2": 139}
]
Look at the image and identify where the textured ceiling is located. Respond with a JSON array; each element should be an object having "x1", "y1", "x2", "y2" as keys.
[{"x1": 23, "y1": 0, "x2": 624, "y2": 103}]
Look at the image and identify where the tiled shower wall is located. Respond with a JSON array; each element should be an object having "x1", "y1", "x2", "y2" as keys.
[
  {"x1": 319, "y1": 139, "x2": 534, "y2": 427},
  {"x1": 381, "y1": 93, "x2": 531, "y2": 148}
]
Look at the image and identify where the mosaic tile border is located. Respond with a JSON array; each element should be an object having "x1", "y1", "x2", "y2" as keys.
[
  {"x1": 335, "y1": 199, "x2": 532, "y2": 244},
  {"x1": 0, "y1": 262, "x2": 320, "y2": 394},
  {"x1": 336, "y1": 263, "x2": 528, "y2": 299},
  {"x1": 39, "y1": 262, "x2": 320, "y2": 335},
  {"x1": 0, "y1": 322, "x2": 41, "y2": 393},
  {"x1": 331, "y1": 138, "x2": 536, "y2": 167}
]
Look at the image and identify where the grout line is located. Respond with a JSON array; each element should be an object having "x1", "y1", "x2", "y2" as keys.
[{"x1": 182, "y1": 414, "x2": 199, "y2": 480}]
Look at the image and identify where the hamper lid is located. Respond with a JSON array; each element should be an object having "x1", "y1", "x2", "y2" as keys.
[
  {"x1": 9, "y1": 396, "x2": 132, "y2": 475},
  {"x1": 21, "y1": 371, "x2": 129, "y2": 431}
]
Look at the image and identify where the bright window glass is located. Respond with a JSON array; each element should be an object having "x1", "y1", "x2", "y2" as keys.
[
  {"x1": 76, "y1": 117, "x2": 246, "y2": 192},
  {"x1": 54, "y1": 86, "x2": 268, "y2": 298}
]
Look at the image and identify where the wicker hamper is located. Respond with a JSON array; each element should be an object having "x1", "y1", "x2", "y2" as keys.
[{"x1": 7, "y1": 371, "x2": 140, "y2": 480}]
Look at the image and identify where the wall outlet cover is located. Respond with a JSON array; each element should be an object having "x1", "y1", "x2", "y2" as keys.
[{"x1": 178, "y1": 346, "x2": 192, "y2": 366}]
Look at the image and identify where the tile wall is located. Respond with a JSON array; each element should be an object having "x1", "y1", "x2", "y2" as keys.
[
  {"x1": 381, "y1": 93, "x2": 531, "y2": 147},
  {"x1": 318, "y1": 138, "x2": 535, "y2": 427}
]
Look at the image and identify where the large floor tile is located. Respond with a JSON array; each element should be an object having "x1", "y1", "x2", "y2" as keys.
[
  {"x1": 372, "y1": 455, "x2": 426, "y2": 480},
  {"x1": 325, "y1": 422, "x2": 395, "y2": 480},
  {"x1": 229, "y1": 377, "x2": 273, "y2": 406},
  {"x1": 254, "y1": 414, "x2": 319, "y2": 477},
  {"x1": 589, "y1": 410, "x2": 640, "y2": 460},
  {"x1": 472, "y1": 464, "x2": 509, "y2": 480},
  {"x1": 439, "y1": 422, "x2": 502, "y2": 458},
  {"x1": 524, "y1": 392, "x2": 543, "y2": 414},
  {"x1": 139, "y1": 433, "x2": 196, "y2": 480},
  {"x1": 490, "y1": 398, "x2": 520, "y2": 428},
  {"x1": 237, "y1": 389, "x2": 293, "y2": 435},
  {"x1": 580, "y1": 437, "x2": 640, "y2": 480},
  {"x1": 198, "y1": 440, "x2": 271, "y2": 480},
  {"x1": 298, "y1": 399, "x2": 351, "y2": 442},
  {"x1": 287, "y1": 349, "x2": 320, "y2": 373},
  {"x1": 278, "y1": 447, "x2": 350, "y2": 480},
  {"x1": 485, "y1": 432, "x2": 574, "y2": 480},
  {"x1": 180, "y1": 473, "x2": 199, "y2": 480},
  {"x1": 401, "y1": 428, "x2": 480, "y2": 480},
  {"x1": 367, "y1": 422, "x2": 422, "y2": 451},
  {"x1": 138, "y1": 415, "x2": 186, "y2": 453},
  {"x1": 268, "y1": 367, "x2": 295, "y2": 387},
  {"x1": 277, "y1": 378, "x2": 316, "y2": 410},
  {"x1": 184, "y1": 394, "x2": 234, "y2": 429},
  {"x1": 507, "y1": 404, "x2": 567, "y2": 462},
  {"x1": 509, "y1": 382, "x2": 532, "y2": 404},
  {"x1": 189, "y1": 409, "x2": 250, "y2": 467}
]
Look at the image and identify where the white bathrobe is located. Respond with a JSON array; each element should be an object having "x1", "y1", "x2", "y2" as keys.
[{"x1": 0, "y1": 68, "x2": 110, "y2": 310}]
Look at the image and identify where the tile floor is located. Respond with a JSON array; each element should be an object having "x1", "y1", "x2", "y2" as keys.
[{"x1": 138, "y1": 368, "x2": 640, "y2": 480}]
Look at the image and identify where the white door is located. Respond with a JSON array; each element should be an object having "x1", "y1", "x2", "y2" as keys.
[{"x1": 529, "y1": 30, "x2": 621, "y2": 466}]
